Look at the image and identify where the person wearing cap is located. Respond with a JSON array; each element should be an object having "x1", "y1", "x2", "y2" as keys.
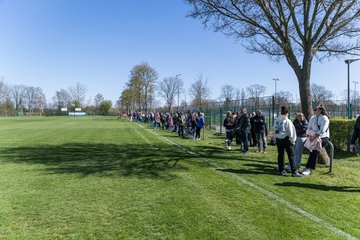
[
  {"x1": 273, "y1": 105, "x2": 302, "y2": 177},
  {"x1": 301, "y1": 104, "x2": 330, "y2": 176}
]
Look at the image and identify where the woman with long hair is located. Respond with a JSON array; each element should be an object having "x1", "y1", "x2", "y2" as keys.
[{"x1": 302, "y1": 103, "x2": 330, "y2": 176}]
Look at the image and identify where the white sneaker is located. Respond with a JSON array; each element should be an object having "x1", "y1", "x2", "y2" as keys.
[{"x1": 301, "y1": 168, "x2": 312, "y2": 176}]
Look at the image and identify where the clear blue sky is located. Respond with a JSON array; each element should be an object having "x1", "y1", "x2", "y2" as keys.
[{"x1": 0, "y1": 0, "x2": 359, "y2": 106}]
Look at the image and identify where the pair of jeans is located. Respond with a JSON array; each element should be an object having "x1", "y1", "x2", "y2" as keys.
[
  {"x1": 294, "y1": 137, "x2": 306, "y2": 168},
  {"x1": 276, "y1": 137, "x2": 297, "y2": 173},
  {"x1": 178, "y1": 125, "x2": 184, "y2": 137},
  {"x1": 195, "y1": 127, "x2": 201, "y2": 139},
  {"x1": 241, "y1": 131, "x2": 249, "y2": 152},
  {"x1": 255, "y1": 132, "x2": 267, "y2": 151},
  {"x1": 226, "y1": 131, "x2": 233, "y2": 146}
]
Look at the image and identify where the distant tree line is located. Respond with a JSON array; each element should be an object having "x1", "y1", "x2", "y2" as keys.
[
  {"x1": 117, "y1": 62, "x2": 349, "y2": 114},
  {"x1": 0, "y1": 63, "x2": 351, "y2": 117},
  {"x1": 0, "y1": 80, "x2": 114, "y2": 116}
]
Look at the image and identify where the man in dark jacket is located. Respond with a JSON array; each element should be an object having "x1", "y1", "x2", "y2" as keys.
[
  {"x1": 350, "y1": 115, "x2": 360, "y2": 154},
  {"x1": 253, "y1": 110, "x2": 267, "y2": 153},
  {"x1": 224, "y1": 111, "x2": 235, "y2": 150},
  {"x1": 237, "y1": 108, "x2": 250, "y2": 154}
]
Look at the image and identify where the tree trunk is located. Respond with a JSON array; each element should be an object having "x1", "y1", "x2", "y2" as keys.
[{"x1": 297, "y1": 62, "x2": 314, "y2": 120}]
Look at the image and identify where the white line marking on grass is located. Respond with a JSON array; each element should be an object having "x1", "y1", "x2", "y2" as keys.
[{"x1": 136, "y1": 123, "x2": 357, "y2": 240}]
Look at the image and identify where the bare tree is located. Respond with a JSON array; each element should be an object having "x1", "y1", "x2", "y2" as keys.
[
  {"x1": 11, "y1": 85, "x2": 27, "y2": 111},
  {"x1": 0, "y1": 78, "x2": 9, "y2": 103},
  {"x1": 158, "y1": 77, "x2": 178, "y2": 112},
  {"x1": 69, "y1": 82, "x2": 87, "y2": 106},
  {"x1": 246, "y1": 84, "x2": 266, "y2": 99},
  {"x1": 25, "y1": 87, "x2": 46, "y2": 115},
  {"x1": 94, "y1": 93, "x2": 104, "y2": 109},
  {"x1": 235, "y1": 88, "x2": 247, "y2": 106},
  {"x1": 189, "y1": 74, "x2": 211, "y2": 109},
  {"x1": 311, "y1": 83, "x2": 334, "y2": 106},
  {"x1": 277, "y1": 90, "x2": 294, "y2": 105},
  {"x1": 52, "y1": 89, "x2": 71, "y2": 110},
  {"x1": 220, "y1": 84, "x2": 235, "y2": 101},
  {"x1": 185, "y1": 0, "x2": 360, "y2": 118}
]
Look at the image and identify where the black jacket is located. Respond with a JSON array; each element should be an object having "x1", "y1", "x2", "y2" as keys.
[
  {"x1": 293, "y1": 118, "x2": 308, "y2": 138},
  {"x1": 253, "y1": 114, "x2": 267, "y2": 134},
  {"x1": 223, "y1": 118, "x2": 234, "y2": 130},
  {"x1": 350, "y1": 116, "x2": 360, "y2": 144},
  {"x1": 238, "y1": 114, "x2": 250, "y2": 132}
]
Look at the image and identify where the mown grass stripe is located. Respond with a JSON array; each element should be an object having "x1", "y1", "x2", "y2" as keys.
[{"x1": 137, "y1": 123, "x2": 357, "y2": 240}]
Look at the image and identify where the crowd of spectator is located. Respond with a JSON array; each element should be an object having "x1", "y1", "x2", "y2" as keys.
[
  {"x1": 120, "y1": 103, "x2": 348, "y2": 178},
  {"x1": 122, "y1": 110, "x2": 206, "y2": 140},
  {"x1": 224, "y1": 108, "x2": 268, "y2": 155}
]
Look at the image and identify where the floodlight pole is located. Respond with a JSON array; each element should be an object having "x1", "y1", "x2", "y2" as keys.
[
  {"x1": 345, "y1": 59, "x2": 360, "y2": 119},
  {"x1": 272, "y1": 78, "x2": 279, "y2": 103},
  {"x1": 354, "y1": 81, "x2": 359, "y2": 113}
]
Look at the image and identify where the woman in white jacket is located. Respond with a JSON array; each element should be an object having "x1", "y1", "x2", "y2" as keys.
[
  {"x1": 301, "y1": 104, "x2": 330, "y2": 176},
  {"x1": 273, "y1": 106, "x2": 302, "y2": 177}
]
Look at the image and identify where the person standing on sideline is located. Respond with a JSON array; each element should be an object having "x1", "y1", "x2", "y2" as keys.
[
  {"x1": 273, "y1": 106, "x2": 302, "y2": 177},
  {"x1": 286, "y1": 113, "x2": 308, "y2": 170},
  {"x1": 195, "y1": 112, "x2": 205, "y2": 140},
  {"x1": 234, "y1": 111, "x2": 242, "y2": 148},
  {"x1": 224, "y1": 111, "x2": 235, "y2": 150},
  {"x1": 292, "y1": 113, "x2": 308, "y2": 169},
  {"x1": 249, "y1": 112, "x2": 257, "y2": 147},
  {"x1": 238, "y1": 108, "x2": 250, "y2": 154},
  {"x1": 178, "y1": 112, "x2": 185, "y2": 137},
  {"x1": 254, "y1": 110, "x2": 267, "y2": 153},
  {"x1": 301, "y1": 104, "x2": 330, "y2": 176},
  {"x1": 350, "y1": 115, "x2": 360, "y2": 154}
]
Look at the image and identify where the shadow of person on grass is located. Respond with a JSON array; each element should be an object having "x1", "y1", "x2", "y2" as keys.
[
  {"x1": 217, "y1": 163, "x2": 276, "y2": 176},
  {"x1": 275, "y1": 182, "x2": 360, "y2": 192},
  {"x1": 0, "y1": 143, "x2": 189, "y2": 179}
]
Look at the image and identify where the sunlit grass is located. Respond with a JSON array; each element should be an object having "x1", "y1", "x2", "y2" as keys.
[{"x1": 0, "y1": 116, "x2": 359, "y2": 239}]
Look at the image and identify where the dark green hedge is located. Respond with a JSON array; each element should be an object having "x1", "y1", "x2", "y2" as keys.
[{"x1": 329, "y1": 118, "x2": 355, "y2": 152}]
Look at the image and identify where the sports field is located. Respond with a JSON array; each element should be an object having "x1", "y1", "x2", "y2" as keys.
[{"x1": 0, "y1": 116, "x2": 359, "y2": 239}]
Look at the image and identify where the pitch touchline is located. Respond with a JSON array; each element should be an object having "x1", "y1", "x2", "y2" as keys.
[{"x1": 137, "y1": 124, "x2": 357, "y2": 240}]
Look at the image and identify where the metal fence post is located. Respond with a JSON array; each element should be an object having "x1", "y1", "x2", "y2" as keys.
[{"x1": 220, "y1": 108, "x2": 223, "y2": 133}]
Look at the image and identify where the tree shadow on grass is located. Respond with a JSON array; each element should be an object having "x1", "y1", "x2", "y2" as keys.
[
  {"x1": 0, "y1": 143, "x2": 189, "y2": 179},
  {"x1": 275, "y1": 182, "x2": 360, "y2": 192}
]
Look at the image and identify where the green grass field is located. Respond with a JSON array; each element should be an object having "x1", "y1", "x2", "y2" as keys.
[{"x1": 0, "y1": 116, "x2": 359, "y2": 239}]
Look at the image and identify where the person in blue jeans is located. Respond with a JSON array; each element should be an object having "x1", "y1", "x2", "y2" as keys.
[
  {"x1": 286, "y1": 113, "x2": 308, "y2": 170},
  {"x1": 195, "y1": 112, "x2": 205, "y2": 140}
]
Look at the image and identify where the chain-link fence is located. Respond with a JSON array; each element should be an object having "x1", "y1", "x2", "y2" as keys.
[{"x1": 198, "y1": 96, "x2": 353, "y2": 133}]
